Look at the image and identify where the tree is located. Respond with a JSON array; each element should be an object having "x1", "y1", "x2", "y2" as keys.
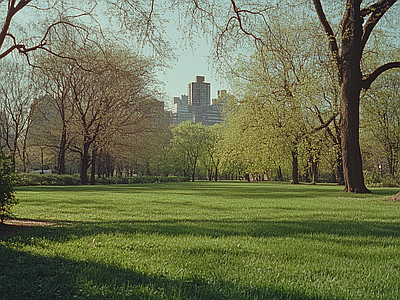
[
  {"x1": 176, "y1": 0, "x2": 400, "y2": 193},
  {"x1": 171, "y1": 121, "x2": 208, "y2": 182},
  {"x1": 0, "y1": 148, "x2": 18, "y2": 224},
  {"x1": 201, "y1": 125, "x2": 223, "y2": 181},
  {"x1": 31, "y1": 43, "x2": 164, "y2": 184},
  {"x1": 218, "y1": 13, "x2": 340, "y2": 184},
  {"x1": 0, "y1": 59, "x2": 37, "y2": 172},
  {"x1": 313, "y1": 0, "x2": 400, "y2": 192}
]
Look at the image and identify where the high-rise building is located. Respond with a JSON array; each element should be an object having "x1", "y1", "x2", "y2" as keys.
[
  {"x1": 171, "y1": 95, "x2": 192, "y2": 125},
  {"x1": 170, "y1": 76, "x2": 223, "y2": 126},
  {"x1": 188, "y1": 76, "x2": 211, "y2": 106}
]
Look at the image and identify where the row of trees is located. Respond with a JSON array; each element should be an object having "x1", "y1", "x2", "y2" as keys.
[
  {"x1": 0, "y1": 47, "x2": 169, "y2": 184},
  {"x1": 0, "y1": 1, "x2": 399, "y2": 195}
]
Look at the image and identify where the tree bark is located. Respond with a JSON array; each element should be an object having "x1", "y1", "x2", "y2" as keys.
[
  {"x1": 90, "y1": 148, "x2": 97, "y2": 185},
  {"x1": 276, "y1": 166, "x2": 283, "y2": 181},
  {"x1": 311, "y1": 161, "x2": 318, "y2": 185},
  {"x1": 57, "y1": 128, "x2": 67, "y2": 175},
  {"x1": 291, "y1": 149, "x2": 299, "y2": 184},
  {"x1": 339, "y1": 1, "x2": 370, "y2": 193},
  {"x1": 80, "y1": 140, "x2": 90, "y2": 185},
  {"x1": 313, "y1": 0, "x2": 400, "y2": 193}
]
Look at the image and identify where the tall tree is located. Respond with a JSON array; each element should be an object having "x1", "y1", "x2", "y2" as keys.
[
  {"x1": 312, "y1": 0, "x2": 400, "y2": 192},
  {"x1": 32, "y1": 45, "x2": 163, "y2": 184}
]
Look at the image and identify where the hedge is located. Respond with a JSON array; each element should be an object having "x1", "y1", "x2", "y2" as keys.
[{"x1": 15, "y1": 173, "x2": 189, "y2": 186}]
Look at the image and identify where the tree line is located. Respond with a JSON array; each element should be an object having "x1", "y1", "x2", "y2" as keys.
[{"x1": 0, "y1": 0, "x2": 399, "y2": 194}]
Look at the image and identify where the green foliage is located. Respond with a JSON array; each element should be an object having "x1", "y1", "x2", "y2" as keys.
[
  {"x1": 171, "y1": 121, "x2": 209, "y2": 181},
  {"x1": 361, "y1": 68, "x2": 400, "y2": 176},
  {"x1": 364, "y1": 170, "x2": 400, "y2": 188},
  {"x1": 15, "y1": 173, "x2": 81, "y2": 186},
  {"x1": 96, "y1": 175, "x2": 188, "y2": 185},
  {"x1": 14, "y1": 173, "x2": 188, "y2": 186},
  {"x1": 0, "y1": 150, "x2": 18, "y2": 223}
]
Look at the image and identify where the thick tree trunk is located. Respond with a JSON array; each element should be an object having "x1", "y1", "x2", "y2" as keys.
[
  {"x1": 214, "y1": 166, "x2": 218, "y2": 181},
  {"x1": 340, "y1": 2, "x2": 370, "y2": 193}
]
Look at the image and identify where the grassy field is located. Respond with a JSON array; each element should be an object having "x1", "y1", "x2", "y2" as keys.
[{"x1": 1, "y1": 181, "x2": 400, "y2": 300}]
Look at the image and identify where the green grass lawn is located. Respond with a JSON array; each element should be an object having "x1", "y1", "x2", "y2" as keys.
[{"x1": 1, "y1": 181, "x2": 400, "y2": 300}]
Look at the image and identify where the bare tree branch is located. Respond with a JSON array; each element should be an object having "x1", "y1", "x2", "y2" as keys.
[
  {"x1": 312, "y1": 0, "x2": 341, "y2": 80},
  {"x1": 362, "y1": 61, "x2": 400, "y2": 90},
  {"x1": 360, "y1": 0, "x2": 398, "y2": 53}
]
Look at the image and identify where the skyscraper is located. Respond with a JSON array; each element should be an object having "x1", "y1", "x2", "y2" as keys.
[
  {"x1": 188, "y1": 76, "x2": 211, "y2": 106},
  {"x1": 170, "y1": 76, "x2": 223, "y2": 126}
]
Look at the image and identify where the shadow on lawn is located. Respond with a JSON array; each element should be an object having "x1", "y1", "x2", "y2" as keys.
[
  {"x1": 7, "y1": 217, "x2": 400, "y2": 246},
  {"x1": 2, "y1": 217, "x2": 399, "y2": 299},
  {"x1": 1, "y1": 242, "x2": 329, "y2": 300},
  {"x1": 17, "y1": 181, "x2": 383, "y2": 200}
]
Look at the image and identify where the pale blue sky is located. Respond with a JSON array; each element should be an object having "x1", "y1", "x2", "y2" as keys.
[{"x1": 157, "y1": 20, "x2": 227, "y2": 109}]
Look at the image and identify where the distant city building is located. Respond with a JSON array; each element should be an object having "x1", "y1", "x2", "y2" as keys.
[
  {"x1": 171, "y1": 76, "x2": 224, "y2": 126},
  {"x1": 188, "y1": 76, "x2": 211, "y2": 106}
]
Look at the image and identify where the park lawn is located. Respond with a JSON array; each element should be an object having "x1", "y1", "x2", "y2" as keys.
[{"x1": 1, "y1": 181, "x2": 400, "y2": 300}]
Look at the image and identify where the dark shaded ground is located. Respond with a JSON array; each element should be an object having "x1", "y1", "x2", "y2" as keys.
[{"x1": 0, "y1": 219, "x2": 56, "y2": 237}]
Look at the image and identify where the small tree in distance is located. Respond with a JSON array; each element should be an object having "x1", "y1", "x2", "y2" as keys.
[{"x1": 0, "y1": 149, "x2": 18, "y2": 224}]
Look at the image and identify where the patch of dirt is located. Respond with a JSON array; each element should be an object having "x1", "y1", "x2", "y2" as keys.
[
  {"x1": 0, "y1": 219, "x2": 56, "y2": 237},
  {"x1": 387, "y1": 192, "x2": 400, "y2": 202}
]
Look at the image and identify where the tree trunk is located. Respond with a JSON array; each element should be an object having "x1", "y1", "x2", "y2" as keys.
[
  {"x1": 311, "y1": 161, "x2": 318, "y2": 185},
  {"x1": 291, "y1": 150, "x2": 299, "y2": 184},
  {"x1": 336, "y1": 147, "x2": 344, "y2": 185},
  {"x1": 90, "y1": 148, "x2": 97, "y2": 185},
  {"x1": 80, "y1": 141, "x2": 90, "y2": 185},
  {"x1": 276, "y1": 166, "x2": 283, "y2": 181},
  {"x1": 191, "y1": 171, "x2": 195, "y2": 182},
  {"x1": 340, "y1": 2, "x2": 370, "y2": 193},
  {"x1": 214, "y1": 166, "x2": 218, "y2": 181},
  {"x1": 57, "y1": 128, "x2": 67, "y2": 175}
]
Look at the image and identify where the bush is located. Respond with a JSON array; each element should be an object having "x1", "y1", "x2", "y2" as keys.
[
  {"x1": 15, "y1": 173, "x2": 80, "y2": 186},
  {"x1": 0, "y1": 150, "x2": 18, "y2": 223},
  {"x1": 364, "y1": 170, "x2": 400, "y2": 187},
  {"x1": 14, "y1": 173, "x2": 189, "y2": 186},
  {"x1": 96, "y1": 175, "x2": 189, "y2": 185}
]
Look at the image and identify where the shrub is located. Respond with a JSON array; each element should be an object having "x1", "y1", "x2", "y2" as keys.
[
  {"x1": 0, "y1": 150, "x2": 18, "y2": 224},
  {"x1": 96, "y1": 175, "x2": 189, "y2": 185},
  {"x1": 14, "y1": 173, "x2": 189, "y2": 186},
  {"x1": 364, "y1": 171, "x2": 400, "y2": 187},
  {"x1": 15, "y1": 173, "x2": 80, "y2": 186}
]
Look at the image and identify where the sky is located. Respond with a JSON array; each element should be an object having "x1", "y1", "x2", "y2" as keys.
[
  {"x1": 157, "y1": 42, "x2": 227, "y2": 109},
  {"x1": 156, "y1": 13, "x2": 227, "y2": 109}
]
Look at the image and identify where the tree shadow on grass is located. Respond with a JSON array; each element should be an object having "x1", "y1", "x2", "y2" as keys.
[
  {"x1": 2, "y1": 217, "x2": 400, "y2": 299},
  {"x1": 6, "y1": 217, "x2": 400, "y2": 247},
  {"x1": 0, "y1": 242, "x2": 337, "y2": 300}
]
